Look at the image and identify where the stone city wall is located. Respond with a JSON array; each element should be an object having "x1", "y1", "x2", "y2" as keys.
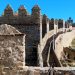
[
  {"x1": 0, "y1": 34, "x2": 25, "y2": 68},
  {"x1": 55, "y1": 30, "x2": 75, "y2": 60}
]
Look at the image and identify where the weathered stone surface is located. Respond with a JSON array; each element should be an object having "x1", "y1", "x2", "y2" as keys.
[
  {"x1": 0, "y1": 24, "x2": 21, "y2": 35},
  {"x1": 0, "y1": 24, "x2": 25, "y2": 68},
  {"x1": 0, "y1": 66, "x2": 75, "y2": 75},
  {"x1": 34, "y1": 70, "x2": 40, "y2": 75}
]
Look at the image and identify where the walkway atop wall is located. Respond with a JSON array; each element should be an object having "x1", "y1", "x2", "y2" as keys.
[{"x1": 38, "y1": 27, "x2": 73, "y2": 67}]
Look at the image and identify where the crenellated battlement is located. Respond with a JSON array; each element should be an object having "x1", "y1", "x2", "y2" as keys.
[
  {"x1": 0, "y1": 4, "x2": 73, "y2": 26},
  {"x1": 0, "y1": 4, "x2": 41, "y2": 25}
]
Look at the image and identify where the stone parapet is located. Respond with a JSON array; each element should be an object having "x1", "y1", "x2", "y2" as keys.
[{"x1": 0, "y1": 66, "x2": 75, "y2": 75}]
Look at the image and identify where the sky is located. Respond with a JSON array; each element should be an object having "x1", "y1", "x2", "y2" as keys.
[{"x1": 0, "y1": 0, "x2": 75, "y2": 21}]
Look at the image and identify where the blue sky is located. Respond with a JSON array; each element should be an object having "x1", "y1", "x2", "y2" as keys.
[{"x1": 0, "y1": 0, "x2": 75, "y2": 21}]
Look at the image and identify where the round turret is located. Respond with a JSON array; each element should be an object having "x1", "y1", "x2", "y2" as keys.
[
  {"x1": 43, "y1": 14, "x2": 47, "y2": 18},
  {"x1": 67, "y1": 17, "x2": 73, "y2": 24}
]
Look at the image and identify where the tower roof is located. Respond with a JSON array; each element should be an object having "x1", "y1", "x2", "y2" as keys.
[
  {"x1": 32, "y1": 5, "x2": 40, "y2": 10},
  {"x1": 43, "y1": 14, "x2": 47, "y2": 17},
  {"x1": 18, "y1": 5, "x2": 26, "y2": 10},
  {"x1": 5, "y1": 4, "x2": 13, "y2": 11},
  {"x1": 18, "y1": 5, "x2": 29, "y2": 15}
]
